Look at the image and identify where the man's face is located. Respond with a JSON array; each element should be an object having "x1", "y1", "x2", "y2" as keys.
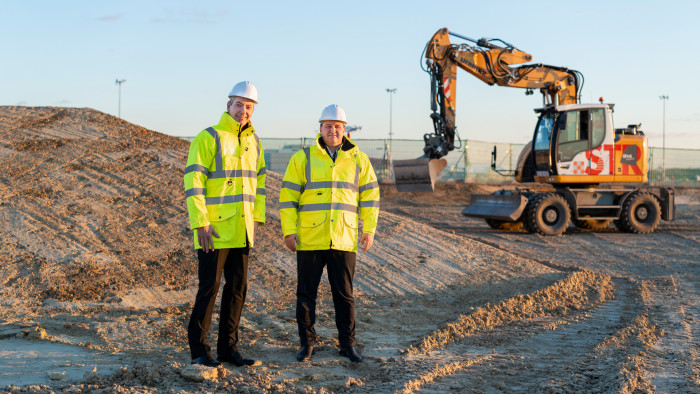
[
  {"x1": 320, "y1": 121, "x2": 345, "y2": 147},
  {"x1": 227, "y1": 97, "x2": 255, "y2": 125}
]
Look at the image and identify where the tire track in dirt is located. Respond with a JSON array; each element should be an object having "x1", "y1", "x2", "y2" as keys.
[
  {"x1": 640, "y1": 277, "x2": 700, "y2": 392},
  {"x1": 2, "y1": 202, "x2": 90, "y2": 258},
  {"x1": 406, "y1": 278, "x2": 645, "y2": 392},
  {"x1": 536, "y1": 310, "x2": 663, "y2": 393},
  {"x1": 32, "y1": 123, "x2": 105, "y2": 141},
  {"x1": 70, "y1": 165, "x2": 142, "y2": 198},
  {"x1": 344, "y1": 271, "x2": 615, "y2": 392},
  {"x1": 403, "y1": 270, "x2": 614, "y2": 356},
  {"x1": 664, "y1": 230, "x2": 700, "y2": 247},
  {"x1": 460, "y1": 234, "x2": 579, "y2": 272},
  {"x1": 0, "y1": 108, "x2": 67, "y2": 135},
  {"x1": 396, "y1": 355, "x2": 492, "y2": 393}
]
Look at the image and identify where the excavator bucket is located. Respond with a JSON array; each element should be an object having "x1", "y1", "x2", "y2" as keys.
[
  {"x1": 393, "y1": 157, "x2": 448, "y2": 192},
  {"x1": 461, "y1": 193, "x2": 528, "y2": 221}
]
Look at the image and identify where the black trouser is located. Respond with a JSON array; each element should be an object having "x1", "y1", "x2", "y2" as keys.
[
  {"x1": 296, "y1": 249, "x2": 356, "y2": 348},
  {"x1": 188, "y1": 247, "x2": 248, "y2": 359}
]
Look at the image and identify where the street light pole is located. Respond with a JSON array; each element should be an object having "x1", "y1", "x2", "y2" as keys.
[
  {"x1": 385, "y1": 88, "x2": 397, "y2": 178},
  {"x1": 115, "y1": 79, "x2": 126, "y2": 118},
  {"x1": 386, "y1": 87, "x2": 397, "y2": 143},
  {"x1": 659, "y1": 95, "x2": 668, "y2": 182}
]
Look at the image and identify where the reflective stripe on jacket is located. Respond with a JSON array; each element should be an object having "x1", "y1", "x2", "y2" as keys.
[
  {"x1": 184, "y1": 112, "x2": 266, "y2": 249},
  {"x1": 279, "y1": 135, "x2": 379, "y2": 252}
]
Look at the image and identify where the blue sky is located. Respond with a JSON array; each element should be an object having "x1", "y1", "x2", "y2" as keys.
[{"x1": 2, "y1": 1, "x2": 698, "y2": 149}]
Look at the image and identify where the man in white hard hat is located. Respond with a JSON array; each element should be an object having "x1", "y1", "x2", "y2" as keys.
[
  {"x1": 184, "y1": 81, "x2": 266, "y2": 367},
  {"x1": 279, "y1": 104, "x2": 380, "y2": 363}
]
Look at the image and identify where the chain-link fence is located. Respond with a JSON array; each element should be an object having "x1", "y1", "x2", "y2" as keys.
[{"x1": 181, "y1": 137, "x2": 700, "y2": 186}]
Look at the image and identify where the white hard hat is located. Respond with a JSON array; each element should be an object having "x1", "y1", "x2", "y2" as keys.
[
  {"x1": 228, "y1": 81, "x2": 258, "y2": 104},
  {"x1": 319, "y1": 104, "x2": 347, "y2": 124}
]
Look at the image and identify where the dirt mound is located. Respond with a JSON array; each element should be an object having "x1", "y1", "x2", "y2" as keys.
[
  {"x1": 0, "y1": 106, "x2": 549, "y2": 306},
  {"x1": 0, "y1": 106, "x2": 195, "y2": 304}
]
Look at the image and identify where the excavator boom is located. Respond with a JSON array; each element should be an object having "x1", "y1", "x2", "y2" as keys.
[{"x1": 393, "y1": 28, "x2": 582, "y2": 192}]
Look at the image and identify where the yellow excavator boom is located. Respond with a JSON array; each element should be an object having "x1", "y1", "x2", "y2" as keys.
[{"x1": 393, "y1": 27, "x2": 582, "y2": 192}]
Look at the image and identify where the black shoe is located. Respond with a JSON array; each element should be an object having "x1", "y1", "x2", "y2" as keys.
[
  {"x1": 218, "y1": 350, "x2": 259, "y2": 367},
  {"x1": 296, "y1": 345, "x2": 314, "y2": 362},
  {"x1": 339, "y1": 346, "x2": 362, "y2": 362},
  {"x1": 191, "y1": 355, "x2": 221, "y2": 367}
]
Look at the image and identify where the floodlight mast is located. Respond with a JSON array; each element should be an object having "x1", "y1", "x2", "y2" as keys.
[
  {"x1": 386, "y1": 88, "x2": 397, "y2": 142},
  {"x1": 659, "y1": 95, "x2": 668, "y2": 181},
  {"x1": 115, "y1": 79, "x2": 126, "y2": 118}
]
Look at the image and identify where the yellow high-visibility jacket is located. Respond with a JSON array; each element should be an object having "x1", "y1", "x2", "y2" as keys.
[
  {"x1": 184, "y1": 112, "x2": 266, "y2": 249},
  {"x1": 279, "y1": 135, "x2": 379, "y2": 252}
]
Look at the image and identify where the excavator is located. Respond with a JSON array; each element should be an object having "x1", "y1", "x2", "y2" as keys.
[{"x1": 393, "y1": 27, "x2": 675, "y2": 235}]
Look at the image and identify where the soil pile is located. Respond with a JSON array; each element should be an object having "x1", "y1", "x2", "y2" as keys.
[{"x1": 0, "y1": 106, "x2": 196, "y2": 304}]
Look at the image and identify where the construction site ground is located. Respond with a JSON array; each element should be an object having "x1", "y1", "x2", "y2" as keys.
[{"x1": 0, "y1": 106, "x2": 697, "y2": 393}]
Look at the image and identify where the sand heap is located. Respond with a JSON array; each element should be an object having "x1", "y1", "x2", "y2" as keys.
[
  {"x1": 0, "y1": 106, "x2": 199, "y2": 303},
  {"x1": 0, "y1": 106, "x2": 549, "y2": 309}
]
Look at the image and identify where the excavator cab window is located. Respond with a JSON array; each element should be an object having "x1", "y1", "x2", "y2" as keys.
[
  {"x1": 555, "y1": 108, "x2": 605, "y2": 163},
  {"x1": 533, "y1": 111, "x2": 555, "y2": 172},
  {"x1": 556, "y1": 110, "x2": 589, "y2": 162},
  {"x1": 591, "y1": 109, "x2": 605, "y2": 144}
]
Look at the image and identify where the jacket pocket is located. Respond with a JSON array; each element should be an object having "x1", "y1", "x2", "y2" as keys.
[
  {"x1": 342, "y1": 212, "x2": 357, "y2": 229},
  {"x1": 338, "y1": 211, "x2": 359, "y2": 249},
  {"x1": 298, "y1": 212, "x2": 328, "y2": 247},
  {"x1": 207, "y1": 205, "x2": 237, "y2": 223}
]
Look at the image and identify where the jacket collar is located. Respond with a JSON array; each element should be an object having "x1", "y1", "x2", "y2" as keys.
[
  {"x1": 218, "y1": 112, "x2": 255, "y2": 137},
  {"x1": 315, "y1": 134, "x2": 357, "y2": 155}
]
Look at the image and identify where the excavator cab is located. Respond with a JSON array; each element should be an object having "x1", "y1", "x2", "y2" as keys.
[{"x1": 531, "y1": 103, "x2": 647, "y2": 185}]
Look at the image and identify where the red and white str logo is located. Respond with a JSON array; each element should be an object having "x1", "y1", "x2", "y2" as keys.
[{"x1": 443, "y1": 78, "x2": 451, "y2": 100}]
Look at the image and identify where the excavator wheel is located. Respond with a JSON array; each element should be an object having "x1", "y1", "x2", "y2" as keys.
[
  {"x1": 485, "y1": 218, "x2": 526, "y2": 232},
  {"x1": 526, "y1": 193, "x2": 571, "y2": 236},
  {"x1": 573, "y1": 219, "x2": 612, "y2": 231},
  {"x1": 616, "y1": 192, "x2": 661, "y2": 234}
]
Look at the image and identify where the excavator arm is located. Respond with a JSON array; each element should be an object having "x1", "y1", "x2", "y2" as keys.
[{"x1": 394, "y1": 28, "x2": 582, "y2": 192}]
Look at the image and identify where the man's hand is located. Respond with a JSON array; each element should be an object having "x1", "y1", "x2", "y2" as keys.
[
  {"x1": 284, "y1": 234, "x2": 299, "y2": 252},
  {"x1": 254, "y1": 222, "x2": 260, "y2": 240},
  {"x1": 360, "y1": 233, "x2": 374, "y2": 252},
  {"x1": 196, "y1": 225, "x2": 220, "y2": 253}
]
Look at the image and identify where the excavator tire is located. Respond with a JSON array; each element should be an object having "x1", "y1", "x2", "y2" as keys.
[
  {"x1": 573, "y1": 219, "x2": 612, "y2": 231},
  {"x1": 484, "y1": 218, "x2": 526, "y2": 232},
  {"x1": 526, "y1": 193, "x2": 571, "y2": 236},
  {"x1": 616, "y1": 192, "x2": 661, "y2": 234}
]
